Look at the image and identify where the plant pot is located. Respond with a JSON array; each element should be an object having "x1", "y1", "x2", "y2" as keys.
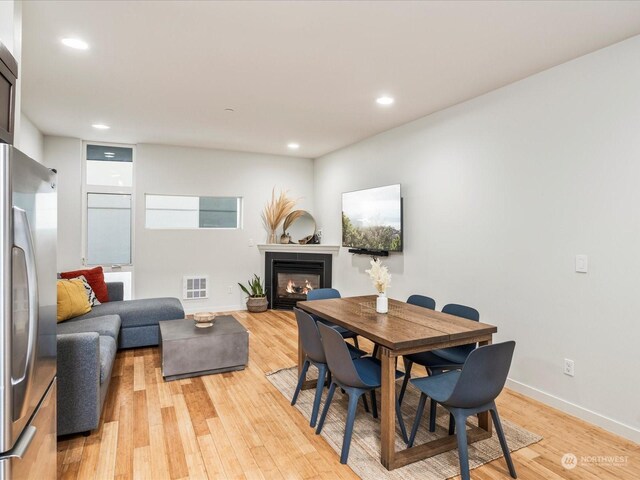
[{"x1": 247, "y1": 296, "x2": 268, "y2": 313}]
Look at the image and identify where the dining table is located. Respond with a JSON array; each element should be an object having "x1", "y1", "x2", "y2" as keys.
[{"x1": 296, "y1": 295, "x2": 498, "y2": 470}]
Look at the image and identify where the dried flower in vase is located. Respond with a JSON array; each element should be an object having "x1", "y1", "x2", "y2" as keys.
[
  {"x1": 261, "y1": 188, "x2": 297, "y2": 242},
  {"x1": 365, "y1": 258, "x2": 391, "y2": 294}
]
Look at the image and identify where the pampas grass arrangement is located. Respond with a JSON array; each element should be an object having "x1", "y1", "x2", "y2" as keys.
[
  {"x1": 365, "y1": 258, "x2": 391, "y2": 294},
  {"x1": 262, "y1": 188, "x2": 297, "y2": 243},
  {"x1": 282, "y1": 209, "x2": 304, "y2": 233}
]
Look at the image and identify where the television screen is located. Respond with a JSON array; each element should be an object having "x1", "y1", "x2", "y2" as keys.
[{"x1": 342, "y1": 184, "x2": 402, "y2": 252}]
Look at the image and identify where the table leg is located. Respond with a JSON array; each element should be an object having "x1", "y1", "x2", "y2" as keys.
[
  {"x1": 298, "y1": 330, "x2": 317, "y2": 390},
  {"x1": 477, "y1": 338, "x2": 493, "y2": 434},
  {"x1": 297, "y1": 330, "x2": 304, "y2": 375},
  {"x1": 380, "y1": 347, "x2": 396, "y2": 469}
]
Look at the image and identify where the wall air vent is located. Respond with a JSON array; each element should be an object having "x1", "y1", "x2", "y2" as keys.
[{"x1": 183, "y1": 275, "x2": 209, "y2": 300}]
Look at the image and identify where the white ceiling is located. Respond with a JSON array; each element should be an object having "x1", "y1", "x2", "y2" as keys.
[{"x1": 21, "y1": 1, "x2": 640, "y2": 159}]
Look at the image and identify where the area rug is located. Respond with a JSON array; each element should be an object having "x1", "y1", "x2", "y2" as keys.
[{"x1": 267, "y1": 366, "x2": 542, "y2": 480}]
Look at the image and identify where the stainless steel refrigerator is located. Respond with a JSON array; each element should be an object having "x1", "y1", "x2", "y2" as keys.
[{"x1": 0, "y1": 145, "x2": 57, "y2": 479}]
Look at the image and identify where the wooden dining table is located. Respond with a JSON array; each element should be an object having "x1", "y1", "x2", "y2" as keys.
[{"x1": 296, "y1": 295, "x2": 498, "y2": 471}]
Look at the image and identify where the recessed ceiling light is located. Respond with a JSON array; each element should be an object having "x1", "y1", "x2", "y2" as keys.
[
  {"x1": 61, "y1": 38, "x2": 89, "y2": 50},
  {"x1": 92, "y1": 124, "x2": 110, "y2": 130},
  {"x1": 376, "y1": 96, "x2": 395, "y2": 106},
  {"x1": 287, "y1": 143, "x2": 300, "y2": 150}
]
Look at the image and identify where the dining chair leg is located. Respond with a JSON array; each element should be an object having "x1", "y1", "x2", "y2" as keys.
[
  {"x1": 395, "y1": 397, "x2": 409, "y2": 444},
  {"x1": 370, "y1": 390, "x2": 378, "y2": 419},
  {"x1": 490, "y1": 406, "x2": 517, "y2": 478},
  {"x1": 453, "y1": 411, "x2": 471, "y2": 480},
  {"x1": 291, "y1": 359, "x2": 310, "y2": 406},
  {"x1": 408, "y1": 392, "x2": 427, "y2": 447},
  {"x1": 310, "y1": 364, "x2": 327, "y2": 428},
  {"x1": 429, "y1": 398, "x2": 437, "y2": 432},
  {"x1": 352, "y1": 336, "x2": 360, "y2": 349},
  {"x1": 327, "y1": 371, "x2": 332, "y2": 388},
  {"x1": 398, "y1": 358, "x2": 413, "y2": 406},
  {"x1": 316, "y1": 382, "x2": 336, "y2": 434},
  {"x1": 448, "y1": 413, "x2": 455, "y2": 435},
  {"x1": 362, "y1": 393, "x2": 370, "y2": 413},
  {"x1": 340, "y1": 391, "x2": 362, "y2": 464}
]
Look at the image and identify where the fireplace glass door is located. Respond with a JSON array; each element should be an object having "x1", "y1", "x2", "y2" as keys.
[{"x1": 270, "y1": 259, "x2": 326, "y2": 309}]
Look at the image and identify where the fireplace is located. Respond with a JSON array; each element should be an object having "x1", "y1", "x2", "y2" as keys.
[{"x1": 265, "y1": 252, "x2": 332, "y2": 310}]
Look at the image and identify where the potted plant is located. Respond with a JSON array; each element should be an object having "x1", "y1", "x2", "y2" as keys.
[{"x1": 238, "y1": 275, "x2": 268, "y2": 312}]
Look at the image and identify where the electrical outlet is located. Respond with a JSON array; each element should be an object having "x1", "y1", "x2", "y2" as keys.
[
  {"x1": 563, "y1": 358, "x2": 575, "y2": 377},
  {"x1": 227, "y1": 285, "x2": 233, "y2": 294},
  {"x1": 248, "y1": 238, "x2": 254, "y2": 247}
]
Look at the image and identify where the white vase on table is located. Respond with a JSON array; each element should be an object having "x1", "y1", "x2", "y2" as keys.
[{"x1": 376, "y1": 292, "x2": 388, "y2": 313}]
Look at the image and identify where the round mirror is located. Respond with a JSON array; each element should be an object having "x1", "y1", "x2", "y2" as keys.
[{"x1": 282, "y1": 210, "x2": 316, "y2": 244}]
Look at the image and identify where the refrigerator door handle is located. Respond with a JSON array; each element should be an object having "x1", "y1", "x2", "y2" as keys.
[
  {"x1": 10, "y1": 207, "x2": 39, "y2": 417},
  {"x1": 0, "y1": 426, "x2": 36, "y2": 460}
]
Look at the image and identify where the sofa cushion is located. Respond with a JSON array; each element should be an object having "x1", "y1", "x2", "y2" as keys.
[
  {"x1": 56, "y1": 314, "x2": 121, "y2": 341},
  {"x1": 74, "y1": 297, "x2": 184, "y2": 329},
  {"x1": 75, "y1": 275, "x2": 101, "y2": 306},
  {"x1": 98, "y1": 335, "x2": 117, "y2": 384},
  {"x1": 57, "y1": 279, "x2": 91, "y2": 322},
  {"x1": 61, "y1": 266, "x2": 109, "y2": 303}
]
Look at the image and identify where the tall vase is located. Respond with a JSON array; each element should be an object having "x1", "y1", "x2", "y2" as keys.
[
  {"x1": 268, "y1": 230, "x2": 278, "y2": 244},
  {"x1": 376, "y1": 292, "x2": 388, "y2": 314}
]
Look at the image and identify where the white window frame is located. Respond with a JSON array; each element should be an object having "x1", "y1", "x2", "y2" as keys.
[{"x1": 82, "y1": 141, "x2": 136, "y2": 296}]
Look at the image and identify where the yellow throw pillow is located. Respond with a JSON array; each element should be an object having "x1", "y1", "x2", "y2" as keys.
[{"x1": 57, "y1": 279, "x2": 92, "y2": 322}]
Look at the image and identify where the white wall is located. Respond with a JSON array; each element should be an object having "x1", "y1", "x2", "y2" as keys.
[
  {"x1": 0, "y1": 0, "x2": 18, "y2": 53},
  {"x1": 314, "y1": 36, "x2": 640, "y2": 441},
  {"x1": 18, "y1": 113, "x2": 43, "y2": 161},
  {"x1": 134, "y1": 144, "x2": 313, "y2": 313},
  {"x1": 42, "y1": 136, "x2": 83, "y2": 271},
  {"x1": 44, "y1": 138, "x2": 314, "y2": 312}
]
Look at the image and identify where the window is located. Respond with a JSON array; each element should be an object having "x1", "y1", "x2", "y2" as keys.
[
  {"x1": 86, "y1": 144, "x2": 133, "y2": 187},
  {"x1": 83, "y1": 142, "x2": 134, "y2": 272},
  {"x1": 87, "y1": 193, "x2": 131, "y2": 265},
  {"x1": 145, "y1": 194, "x2": 242, "y2": 229}
]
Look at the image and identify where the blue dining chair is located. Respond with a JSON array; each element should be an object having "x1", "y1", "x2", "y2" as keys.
[
  {"x1": 399, "y1": 303, "x2": 480, "y2": 432},
  {"x1": 291, "y1": 308, "x2": 366, "y2": 427},
  {"x1": 315, "y1": 322, "x2": 408, "y2": 464},
  {"x1": 306, "y1": 288, "x2": 360, "y2": 349},
  {"x1": 406, "y1": 294, "x2": 436, "y2": 310},
  {"x1": 408, "y1": 341, "x2": 517, "y2": 480}
]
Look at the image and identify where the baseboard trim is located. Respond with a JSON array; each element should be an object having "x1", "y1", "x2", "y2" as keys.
[
  {"x1": 506, "y1": 378, "x2": 640, "y2": 443},
  {"x1": 182, "y1": 304, "x2": 246, "y2": 315}
]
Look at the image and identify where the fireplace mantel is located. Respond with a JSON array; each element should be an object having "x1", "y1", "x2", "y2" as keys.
[{"x1": 257, "y1": 244, "x2": 340, "y2": 255}]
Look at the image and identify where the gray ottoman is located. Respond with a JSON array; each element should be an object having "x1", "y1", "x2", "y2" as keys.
[{"x1": 159, "y1": 315, "x2": 249, "y2": 381}]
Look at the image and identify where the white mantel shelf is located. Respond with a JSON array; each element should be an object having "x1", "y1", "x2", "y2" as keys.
[{"x1": 257, "y1": 244, "x2": 341, "y2": 255}]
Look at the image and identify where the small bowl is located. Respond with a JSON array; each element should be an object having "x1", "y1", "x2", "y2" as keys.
[{"x1": 193, "y1": 312, "x2": 215, "y2": 328}]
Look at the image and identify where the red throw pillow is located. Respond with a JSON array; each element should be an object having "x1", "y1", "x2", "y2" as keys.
[{"x1": 60, "y1": 266, "x2": 109, "y2": 303}]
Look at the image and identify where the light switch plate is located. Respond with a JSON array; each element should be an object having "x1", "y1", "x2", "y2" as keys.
[{"x1": 575, "y1": 254, "x2": 588, "y2": 273}]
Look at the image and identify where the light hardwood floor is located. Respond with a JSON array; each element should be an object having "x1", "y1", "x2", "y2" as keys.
[{"x1": 57, "y1": 310, "x2": 639, "y2": 479}]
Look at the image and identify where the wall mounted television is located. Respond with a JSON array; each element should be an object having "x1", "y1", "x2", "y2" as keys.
[{"x1": 342, "y1": 184, "x2": 402, "y2": 254}]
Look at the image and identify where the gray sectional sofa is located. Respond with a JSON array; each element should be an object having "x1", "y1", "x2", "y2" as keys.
[{"x1": 56, "y1": 282, "x2": 184, "y2": 436}]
